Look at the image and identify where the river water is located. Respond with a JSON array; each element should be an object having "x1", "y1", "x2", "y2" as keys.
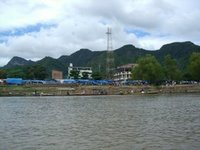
[{"x1": 0, "y1": 94, "x2": 200, "y2": 150}]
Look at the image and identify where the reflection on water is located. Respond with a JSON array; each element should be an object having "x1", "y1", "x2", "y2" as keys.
[{"x1": 0, "y1": 94, "x2": 200, "y2": 150}]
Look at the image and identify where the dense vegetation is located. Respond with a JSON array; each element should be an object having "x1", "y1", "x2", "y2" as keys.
[
  {"x1": 132, "y1": 55, "x2": 164, "y2": 83},
  {"x1": 0, "y1": 65, "x2": 47, "y2": 80},
  {"x1": 187, "y1": 53, "x2": 200, "y2": 80},
  {"x1": 132, "y1": 52, "x2": 200, "y2": 83},
  {"x1": 1, "y1": 52, "x2": 200, "y2": 82},
  {"x1": 0, "y1": 41, "x2": 200, "y2": 81}
]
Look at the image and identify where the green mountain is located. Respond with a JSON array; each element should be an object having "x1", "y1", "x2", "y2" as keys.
[
  {"x1": 87, "y1": 41, "x2": 200, "y2": 72},
  {"x1": 57, "y1": 49, "x2": 102, "y2": 67},
  {"x1": 5, "y1": 56, "x2": 35, "y2": 68},
  {"x1": 36, "y1": 56, "x2": 67, "y2": 77},
  {"x1": 154, "y1": 41, "x2": 200, "y2": 68},
  {"x1": 3, "y1": 41, "x2": 200, "y2": 77}
]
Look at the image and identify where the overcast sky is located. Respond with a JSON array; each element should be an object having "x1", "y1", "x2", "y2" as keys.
[{"x1": 0, "y1": 0, "x2": 200, "y2": 66}]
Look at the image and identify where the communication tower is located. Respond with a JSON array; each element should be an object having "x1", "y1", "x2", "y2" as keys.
[{"x1": 106, "y1": 27, "x2": 114, "y2": 79}]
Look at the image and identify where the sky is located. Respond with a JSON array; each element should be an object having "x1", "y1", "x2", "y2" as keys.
[{"x1": 0, "y1": 0, "x2": 200, "y2": 66}]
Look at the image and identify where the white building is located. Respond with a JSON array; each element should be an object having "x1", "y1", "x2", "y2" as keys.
[
  {"x1": 114, "y1": 63, "x2": 137, "y2": 81},
  {"x1": 68, "y1": 63, "x2": 92, "y2": 79}
]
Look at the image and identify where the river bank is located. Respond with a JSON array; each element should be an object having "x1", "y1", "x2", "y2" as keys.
[{"x1": 0, "y1": 84, "x2": 200, "y2": 96}]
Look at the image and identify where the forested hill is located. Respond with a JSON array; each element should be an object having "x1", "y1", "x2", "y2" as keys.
[
  {"x1": 154, "y1": 41, "x2": 200, "y2": 68},
  {"x1": 2, "y1": 41, "x2": 200, "y2": 75},
  {"x1": 5, "y1": 56, "x2": 35, "y2": 68}
]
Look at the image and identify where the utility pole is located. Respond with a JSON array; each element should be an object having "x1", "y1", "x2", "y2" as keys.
[{"x1": 106, "y1": 27, "x2": 114, "y2": 79}]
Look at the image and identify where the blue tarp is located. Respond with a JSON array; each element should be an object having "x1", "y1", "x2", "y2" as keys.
[
  {"x1": 31, "y1": 80, "x2": 46, "y2": 84},
  {"x1": 6, "y1": 78, "x2": 23, "y2": 85},
  {"x1": 5, "y1": 78, "x2": 115, "y2": 85},
  {"x1": 95, "y1": 80, "x2": 112, "y2": 85},
  {"x1": 63, "y1": 79, "x2": 77, "y2": 84},
  {"x1": 62, "y1": 79, "x2": 114, "y2": 85},
  {"x1": 23, "y1": 80, "x2": 46, "y2": 84}
]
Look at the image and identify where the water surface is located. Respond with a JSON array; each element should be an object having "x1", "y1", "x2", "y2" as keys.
[{"x1": 0, "y1": 94, "x2": 200, "y2": 150}]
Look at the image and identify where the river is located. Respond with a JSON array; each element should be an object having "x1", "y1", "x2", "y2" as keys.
[{"x1": 0, "y1": 94, "x2": 200, "y2": 150}]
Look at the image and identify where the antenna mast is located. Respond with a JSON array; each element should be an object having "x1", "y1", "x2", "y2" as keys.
[{"x1": 106, "y1": 27, "x2": 114, "y2": 79}]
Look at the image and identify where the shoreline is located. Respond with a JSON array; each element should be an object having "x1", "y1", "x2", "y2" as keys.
[{"x1": 0, "y1": 84, "x2": 200, "y2": 97}]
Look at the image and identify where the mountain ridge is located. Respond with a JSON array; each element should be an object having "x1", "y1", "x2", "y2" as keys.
[
  {"x1": 2, "y1": 41, "x2": 200, "y2": 76},
  {"x1": 5, "y1": 56, "x2": 35, "y2": 68}
]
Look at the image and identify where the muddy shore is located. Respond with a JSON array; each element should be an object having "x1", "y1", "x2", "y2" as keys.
[{"x1": 0, "y1": 84, "x2": 200, "y2": 96}]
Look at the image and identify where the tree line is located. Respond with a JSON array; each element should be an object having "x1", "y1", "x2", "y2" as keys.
[
  {"x1": 0, "y1": 65, "x2": 47, "y2": 80},
  {"x1": 0, "y1": 52, "x2": 200, "y2": 82},
  {"x1": 132, "y1": 52, "x2": 200, "y2": 83}
]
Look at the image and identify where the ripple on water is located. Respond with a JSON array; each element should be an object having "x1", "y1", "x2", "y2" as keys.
[{"x1": 0, "y1": 94, "x2": 200, "y2": 150}]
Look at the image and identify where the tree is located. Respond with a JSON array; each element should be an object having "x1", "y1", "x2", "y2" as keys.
[
  {"x1": 92, "y1": 72, "x2": 103, "y2": 80},
  {"x1": 24, "y1": 65, "x2": 47, "y2": 80},
  {"x1": 34, "y1": 65, "x2": 47, "y2": 80},
  {"x1": 7, "y1": 68, "x2": 25, "y2": 78},
  {"x1": 70, "y1": 70, "x2": 80, "y2": 79},
  {"x1": 81, "y1": 72, "x2": 90, "y2": 79},
  {"x1": 24, "y1": 66, "x2": 35, "y2": 79},
  {"x1": 187, "y1": 52, "x2": 200, "y2": 80},
  {"x1": 132, "y1": 55, "x2": 164, "y2": 83},
  {"x1": 0, "y1": 70, "x2": 7, "y2": 78},
  {"x1": 163, "y1": 55, "x2": 182, "y2": 80}
]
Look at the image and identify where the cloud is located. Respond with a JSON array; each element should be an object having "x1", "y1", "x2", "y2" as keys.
[{"x1": 0, "y1": 0, "x2": 200, "y2": 67}]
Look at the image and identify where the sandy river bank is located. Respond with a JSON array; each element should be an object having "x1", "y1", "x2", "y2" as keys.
[{"x1": 0, "y1": 84, "x2": 200, "y2": 96}]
